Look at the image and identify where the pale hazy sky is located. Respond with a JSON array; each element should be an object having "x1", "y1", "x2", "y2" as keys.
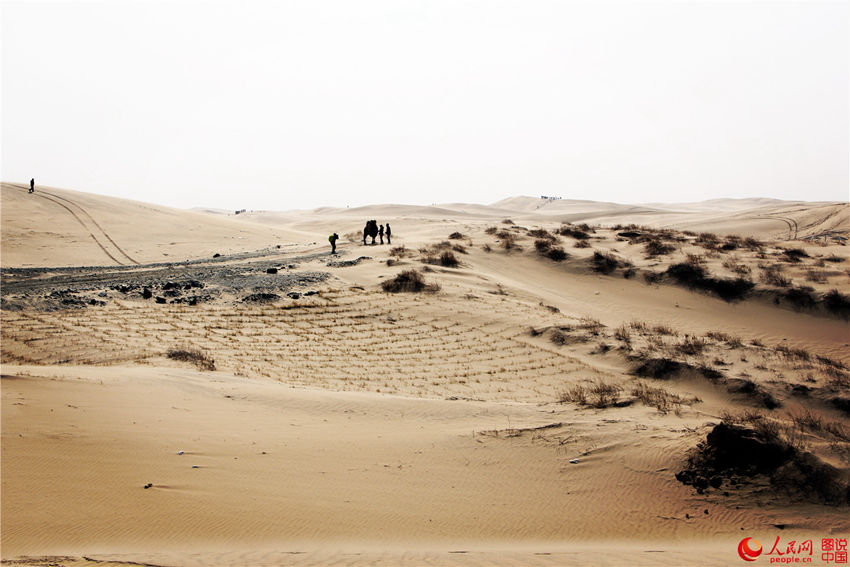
[{"x1": 2, "y1": 0, "x2": 848, "y2": 211}]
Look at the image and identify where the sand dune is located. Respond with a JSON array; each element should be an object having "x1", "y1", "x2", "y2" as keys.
[
  {"x1": 1, "y1": 183, "x2": 313, "y2": 267},
  {"x1": 2, "y1": 184, "x2": 849, "y2": 566}
]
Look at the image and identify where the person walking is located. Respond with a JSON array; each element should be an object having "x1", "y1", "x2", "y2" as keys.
[
  {"x1": 378, "y1": 224, "x2": 385, "y2": 245},
  {"x1": 328, "y1": 232, "x2": 339, "y2": 254},
  {"x1": 385, "y1": 223, "x2": 391, "y2": 245},
  {"x1": 29, "y1": 178, "x2": 34, "y2": 193}
]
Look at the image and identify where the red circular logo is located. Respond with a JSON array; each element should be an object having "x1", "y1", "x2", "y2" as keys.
[{"x1": 738, "y1": 537, "x2": 763, "y2": 561}]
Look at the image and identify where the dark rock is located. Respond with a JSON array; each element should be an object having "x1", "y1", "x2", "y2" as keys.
[
  {"x1": 242, "y1": 293, "x2": 279, "y2": 303},
  {"x1": 266, "y1": 268, "x2": 278, "y2": 274},
  {"x1": 155, "y1": 296, "x2": 167, "y2": 304},
  {"x1": 213, "y1": 253, "x2": 221, "y2": 258},
  {"x1": 142, "y1": 288, "x2": 153, "y2": 299},
  {"x1": 304, "y1": 290, "x2": 318, "y2": 296},
  {"x1": 709, "y1": 476, "x2": 723, "y2": 488},
  {"x1": 287, "y1": 292, "x2": 301, "y2": 299}
]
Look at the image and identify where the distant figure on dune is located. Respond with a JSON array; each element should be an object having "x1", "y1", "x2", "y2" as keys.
[
  {"x1": 329, "y1": 232, "x2": 339, "y2": 254},
  {"x1": 29, "y1": 178, "x2": 34, "y2": 193},
  {"x1": 379, "y1": 224, "x2": 385, "y2": 245},
  {"x1": 385, "y1": 223, "x2": 391, "y2": 244},
  {"x1": 363, "y1": 220, "x2": 379, "y2": 245}
]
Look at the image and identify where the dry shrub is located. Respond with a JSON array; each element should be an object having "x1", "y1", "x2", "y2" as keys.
[
  {"x1": 696, "y1": 232, "x2": 720, "y2": 248},
  {"x1": 498, "y1": 233, "x2": 519, "y2": 251},
  {"x1": 558, "y1": 225, "x2": 590, "y2": 240},
  {"x1": 484, "y1": 226, "x2": 498, "y2": 235},
  {"x1": 559, "y1": 380, "x2": 623, "y2": 408},
  {"x1": 760, "y1": 264, "x2": 790, "y2": 287},
  {"x1": 448, "y1": 231, "x2": 465, "y2": 239},
  {"x1": 632, "y1": 381, "x2": 695, "y2": 414},
  {"x1": 545, "y1": 247, "x2": 568, "y2": 261},
  {"x1": 578, "y1": 317, "x2": 604, "y2": 333},
  {"x1": 167, "y1": 348, "x2": 216, "y2": 371},
  {"x1": 534, "y1": 239, "x2": 552, "y2": 252},
  {"x1": 783, "y1": 286, "x2": 817, "y2": 309},
  {"x1": 644, "y1": 270, "x2": 663, "y2": 284},
  {"x1": 805, "y1": 269, "x2": 827, "y2": 283},
  {"x1": 502, "y1": 219, "x2": 514, "y2": 224},
  {"x1": 381, "y1": 270, "x2": 440, "y2": 293},
  {"x1": 529, "y1": 228, "x2": 555, "y2": 240},
  {"x1": 705, "y1": 330, "x2": 730, "y2": 342},
  {"x1": 824, "y1": 289, "x2": 850, "y2": 318},
  {"x1": 644, "y1": 239, "x2": 676, "y2": 258},
  {"x1": 723, "y1": 255, "x2": 751, "y2": 276},
  {"x1": 439, "y1": 251, "x2": 459, "y2": 267},
  {"x1": 783, "y1": 248, "x2": 809, "y2": 263},
  {"x1": 389, "y1": 245, "x2": 410, "y2": 258},
  {"x1": 574, "y1": 240, "x2": 591, "y2": 249},
  {"x1": 549, "y1": 328, "x2": 569, "y2": 346},
  {"x1": 666, "y1": 260, "x2": 754, "y2": 301},
  {"x1": 588, "y1": 380, "x2": 623, "y2": 408},
  {"x1": 676, "y1": 336, "x2": 707, "y2": 355},
  {"x1": 558, "y1": 384, "x2": 587, "y2": 405},
  {"x1": 591, "y1": 251, "x2": 621, "y2": 274},
  {"x1": 777, "y1": 345, "x2": 811, "y2": 361}
]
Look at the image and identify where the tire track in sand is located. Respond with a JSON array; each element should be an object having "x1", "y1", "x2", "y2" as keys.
[
  {"x1": 10, "y1": 184, "x2": 139, "y2": 265},
  {"x1": 750, "y1": 214, "x2": 798, "y2": 240}
]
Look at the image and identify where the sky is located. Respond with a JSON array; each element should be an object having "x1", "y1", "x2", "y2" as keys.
[{"x1": 2, "y1": 0, "x2": 848, "y2": 211}]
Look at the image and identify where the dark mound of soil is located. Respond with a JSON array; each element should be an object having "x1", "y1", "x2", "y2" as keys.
[{"x1": 676, "y1": 423, "x2": 848, "y2": 505}]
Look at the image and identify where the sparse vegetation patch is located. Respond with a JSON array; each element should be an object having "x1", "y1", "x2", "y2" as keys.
[
  {"x1": 167, "y1": 348, "x2": 216, "y2": 371},
  {"x1": 381, "y1": 270, "x2": 440, "y2": 293}
]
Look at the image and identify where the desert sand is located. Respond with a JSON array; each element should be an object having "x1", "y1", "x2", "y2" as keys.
[{"x1": 2, "y1": 182, "x2": 849, "y2": 566}]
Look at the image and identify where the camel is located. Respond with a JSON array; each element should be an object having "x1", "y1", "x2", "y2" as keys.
[{"x1": 363, "y1": 220, "x2": 379, "y2": 245}]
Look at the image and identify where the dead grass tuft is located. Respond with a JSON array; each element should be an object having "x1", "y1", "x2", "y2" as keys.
[
  {"x1": 558, "y1": 379, "x2": 623, "y2": 408},
  {"x1": 167, "y1": 348, "x2": 216, "y2": 371},
  {"x1": 381, "y1": 270, "x2": 440, "y2": 293}
]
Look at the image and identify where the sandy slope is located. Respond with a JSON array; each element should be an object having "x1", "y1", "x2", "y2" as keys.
[
  {"x1": 2, "y1": 185, "x2": 849, "y2": 566},
  {"x1": 0, "y1": 183, "x2": 313, "y2": 267}
]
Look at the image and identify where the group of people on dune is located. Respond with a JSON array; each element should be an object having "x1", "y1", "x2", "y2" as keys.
[{"x1": 327, "y1": 220, "x2": 392, "y2": 254}]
